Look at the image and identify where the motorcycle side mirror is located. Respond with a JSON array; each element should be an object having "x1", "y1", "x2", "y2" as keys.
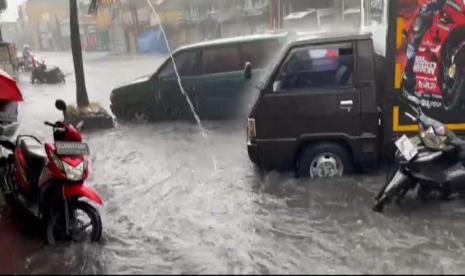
[
  {"x1": 55, "y1": 99, "x2": 67, "y2": 112},
  {"x1": 244, "y1": 62, "x2": 252, "y2": 80}
]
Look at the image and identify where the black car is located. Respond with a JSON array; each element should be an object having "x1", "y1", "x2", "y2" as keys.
[{"x1": 110, "y1": 33, "x2": 290, "y2": 122}]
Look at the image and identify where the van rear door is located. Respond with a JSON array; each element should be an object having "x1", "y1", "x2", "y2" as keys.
[
  {"x1": 195, "y1": 45, "x2": 244, "y2": 119},
  {"x1": 254, "y1": 42, "x2": 361, "y2": 166}
]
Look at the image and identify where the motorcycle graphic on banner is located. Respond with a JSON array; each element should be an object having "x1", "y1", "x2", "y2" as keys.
[{"x1": 395, "y1": 0, "x2": 465, "y2": 132}]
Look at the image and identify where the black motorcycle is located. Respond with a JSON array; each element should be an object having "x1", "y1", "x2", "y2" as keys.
[
  {"x1": 373, "y1": 99, "x2": 465, "y2": 212},
  {"x1": 31, "y1": 61, "x2": 66, "y2": 84}
]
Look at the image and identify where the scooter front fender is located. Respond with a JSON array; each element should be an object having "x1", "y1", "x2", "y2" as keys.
[
  {"x1": 384, "y1": 169, "x2": 414, "y2": 199},
  {"x1": 64, "y1": 184, "x2": 103, "y2": 205}
]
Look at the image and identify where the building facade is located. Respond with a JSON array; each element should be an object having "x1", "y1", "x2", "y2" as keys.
[
  {"x1": 19, "y1": 0, "x2": 112, "y2": 51},
  {"x1": 269, "y1": 0, "x2": 363, "y2": 31}
]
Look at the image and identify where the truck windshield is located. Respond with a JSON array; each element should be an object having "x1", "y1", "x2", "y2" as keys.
[{"x1": 275, "y1": 43, "x2": 354, "y2": 90}]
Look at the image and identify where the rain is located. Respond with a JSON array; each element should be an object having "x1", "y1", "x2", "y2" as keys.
[{"x1": 1, "y1": 0, "x2": 465, "y2": 274}]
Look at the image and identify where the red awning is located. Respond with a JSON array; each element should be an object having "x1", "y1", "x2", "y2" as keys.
[{"x1": 0, "y1": 70, "x2": 23, "y2": 102}]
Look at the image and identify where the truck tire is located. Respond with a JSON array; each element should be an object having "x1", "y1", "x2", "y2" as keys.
[{"x1": 296, "y1": 142, "x2": 354, "y2": 179}]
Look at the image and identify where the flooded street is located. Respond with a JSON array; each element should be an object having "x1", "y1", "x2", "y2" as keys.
[{"x1": 2, "y1": 52, "x2": 465, "y2": 274}]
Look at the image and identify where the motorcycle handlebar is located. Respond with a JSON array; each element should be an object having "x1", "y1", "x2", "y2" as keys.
[
  {"x1": 0, "y1": 140, "x2": 15, "y2": 151},
  {"x1": 44, "y1": 121, "x2": 55, "y2": 127},
  {"x1": 404, "y1": 112, "x2": 417, "y2": 122}
]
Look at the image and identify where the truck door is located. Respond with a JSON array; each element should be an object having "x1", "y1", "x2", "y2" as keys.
[{"x1": 255, "y1": 42, "x2": 361, "y2": 141}]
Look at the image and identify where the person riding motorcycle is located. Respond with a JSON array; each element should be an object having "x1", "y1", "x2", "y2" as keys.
[
  {"x1": 22, "y1": 45, "x2": 31, "y2": 60},
  {"x1": 402, "y1": 0, "x2": 448, "y2": 98},
  {"x1": 21, "y1": 45, "x2": 36, "y2": 70}
]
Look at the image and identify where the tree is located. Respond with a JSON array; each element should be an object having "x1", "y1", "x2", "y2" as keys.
[
  {"x1": 70, "y1": 0, "x2": 90, "y2": 109},
  {"x1": 0, "y1": 0, "x2": 6, "y2": 11},
  {"x1": 0, "y1": 0, "x2": 7, "y2": 42}
]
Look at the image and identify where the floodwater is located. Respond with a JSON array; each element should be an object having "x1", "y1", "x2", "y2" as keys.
[{"x1": 2, "y1": 52, "x2": 465, "y2": 274}]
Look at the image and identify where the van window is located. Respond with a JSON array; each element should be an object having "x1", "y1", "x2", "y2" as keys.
[
  {"x1": 274, "y1": 43, "x2": 354, "y2": 91},
  {"x1": 241, "y1": 40, "x2": 283, "y2": 69},
  {"x1": 159, "y1": 50, "x2": 198, "y2": 79},
  {"x1": 201, "y1": 46, "x2": 242, "y2": 75}
]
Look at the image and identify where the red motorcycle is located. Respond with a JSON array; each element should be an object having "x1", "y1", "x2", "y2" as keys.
[
  {"x1": 0, "y1": 100, "x2": 103, "y2": 244},
  {"x1": 402, "y1": 0, "x2": 465, "y2": 111}
]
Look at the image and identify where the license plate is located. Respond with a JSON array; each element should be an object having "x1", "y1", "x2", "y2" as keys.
[
  {"x1": 55, "y1": 142, "x2": 90, "y2": 156},
  {"x1": 395, "y1": 135, "x2": 418, "y2": 161}
]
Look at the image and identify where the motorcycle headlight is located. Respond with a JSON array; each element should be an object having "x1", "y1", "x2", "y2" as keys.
[{"x1": 63, "y1": 161, "x2": 84, "y2": 181}]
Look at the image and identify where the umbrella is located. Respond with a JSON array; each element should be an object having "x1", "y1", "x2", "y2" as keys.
[{"x1": 0, "y1": 69, "x2": 23, "y2": 102}]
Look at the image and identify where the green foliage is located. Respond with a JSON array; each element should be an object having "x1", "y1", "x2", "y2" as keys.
[{"x1": 66, "y1": 102, "x2": 106, "y2": 117}]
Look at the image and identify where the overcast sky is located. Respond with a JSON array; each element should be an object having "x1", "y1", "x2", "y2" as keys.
[{"x1": 1, "y1": 0, "x2": 26, "y2": 22}]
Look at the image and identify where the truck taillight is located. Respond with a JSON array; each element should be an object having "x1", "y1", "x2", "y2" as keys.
[{"x1": 248, "y1": 118, "x2": 256, "y2": 140}]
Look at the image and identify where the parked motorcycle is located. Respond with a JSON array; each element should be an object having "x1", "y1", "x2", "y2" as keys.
[
  {"x1": 0, "y1": 100, "x2": 103, "y2": 244},
  {"x1": 373, "y1": 96, "x2": 465, "y2": 212},
  {"x1": 31, "y1": 61, "x2": 66, "y2": 84}
]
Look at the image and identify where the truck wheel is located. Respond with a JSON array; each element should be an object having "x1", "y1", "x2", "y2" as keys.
[
  {"x1": 296, "y1": 143, "x2": 354, "y2": 179},
  {"x1": 440, "y1": 27, "x2": 465, "y2": 112}
]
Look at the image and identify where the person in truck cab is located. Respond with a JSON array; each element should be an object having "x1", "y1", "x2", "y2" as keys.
[
  {"x1": 278, "y1": 47, "x2": 353, "y2": 90},
  {"x1": 335, "y1": 49, "x2": 354, "y2": 86}
]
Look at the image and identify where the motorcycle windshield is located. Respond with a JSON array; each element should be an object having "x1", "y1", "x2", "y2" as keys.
[
  {"x1": 421, "y1": 133, "x2": 450, "y2": 151},
  {"x1": 419, "y1": 114, "x2": 444, "y2": 130}
]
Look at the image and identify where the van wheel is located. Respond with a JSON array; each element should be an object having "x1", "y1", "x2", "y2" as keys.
[
  {"x1": 296, "y1": 143, "x2": 354, "y2": 179},
  {"x1": 125, "y1": 105, "x2": 150, "y2": 123}
]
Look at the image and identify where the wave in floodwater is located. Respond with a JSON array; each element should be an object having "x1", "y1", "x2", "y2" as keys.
[{"x1": 2, "y1": 122, "x2": 465, "y2": 274}]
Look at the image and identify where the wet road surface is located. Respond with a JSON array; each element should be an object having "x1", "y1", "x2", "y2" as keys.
[{"x1": 2, "y1": 52, "x2": 465, "y2": 274}]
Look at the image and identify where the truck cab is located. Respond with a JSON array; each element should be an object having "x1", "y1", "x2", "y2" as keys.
[{"x1": 246, "y1": 33, "x2": 381, "y2": 178}]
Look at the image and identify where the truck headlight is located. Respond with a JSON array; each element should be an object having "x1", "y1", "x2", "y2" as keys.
[{"x1": 248, "y1": 118, "x2": 256, "y2": 141}]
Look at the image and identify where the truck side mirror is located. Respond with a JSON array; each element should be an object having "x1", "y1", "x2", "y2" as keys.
[{"x1": 244, "y1": 62, "x2": 252, "y2": 80}]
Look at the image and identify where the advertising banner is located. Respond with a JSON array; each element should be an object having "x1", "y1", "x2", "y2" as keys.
[{"x1": 394, "y1": 0, "x2": 465, "y2": 132}]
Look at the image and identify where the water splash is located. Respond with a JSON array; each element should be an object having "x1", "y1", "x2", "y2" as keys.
[{"x1": 145, "y1": 0, "x2": 217, "y2": 171}]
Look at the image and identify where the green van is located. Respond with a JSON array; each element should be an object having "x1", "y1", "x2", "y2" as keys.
[{"x1": 110, "y1": 33, "x2": 290, "y2": 122}]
